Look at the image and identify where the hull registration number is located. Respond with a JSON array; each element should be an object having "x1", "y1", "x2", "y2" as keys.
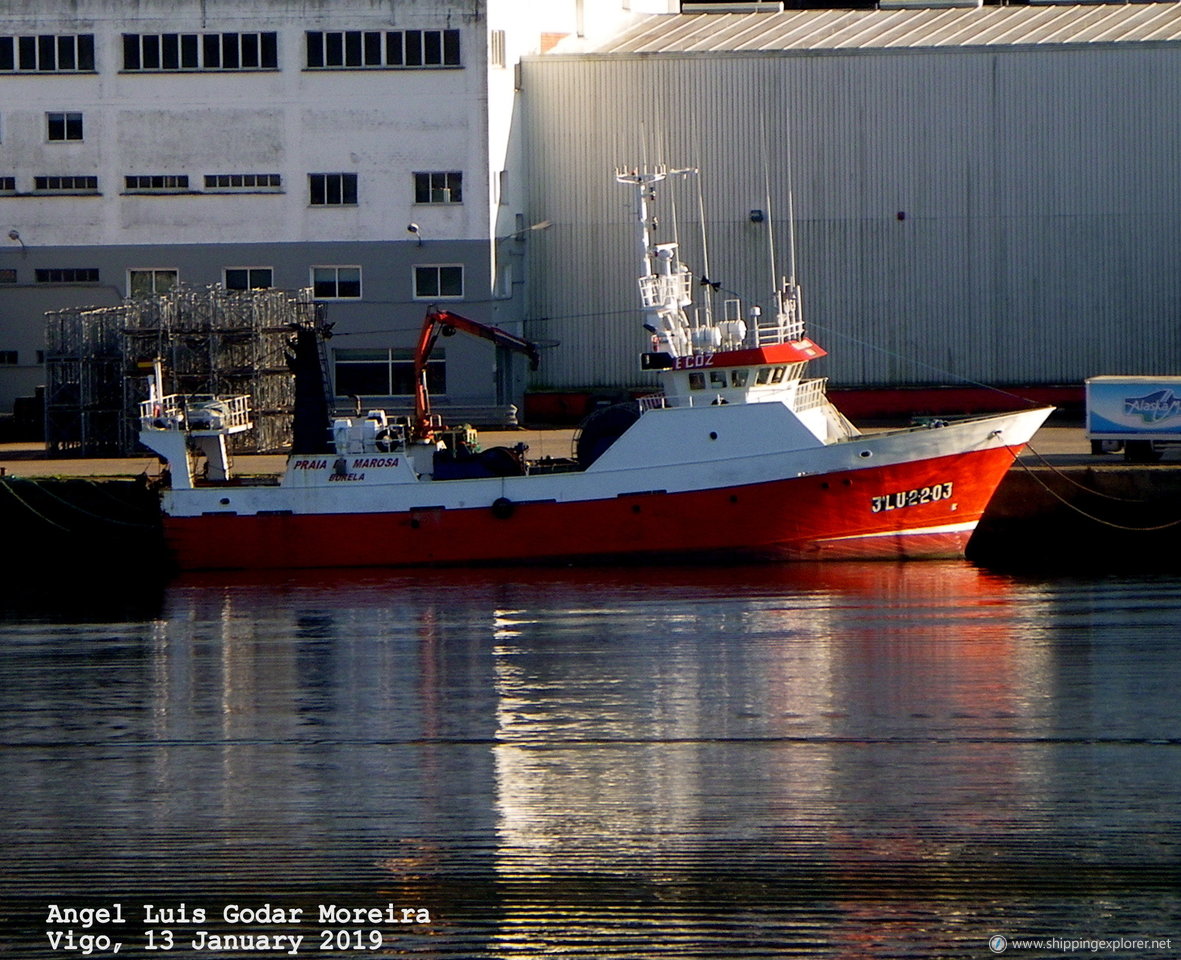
[{"x1": 871, "y1": 482, "x2": 954, "y2": 513}]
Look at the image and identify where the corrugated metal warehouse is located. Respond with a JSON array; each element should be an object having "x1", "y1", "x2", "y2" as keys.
[{"x1": 519, "y1": 5, "x2": 1181, "y2": 398}]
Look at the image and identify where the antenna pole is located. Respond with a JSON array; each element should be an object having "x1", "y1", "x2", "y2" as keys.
[
  {"x1": 694, "y1": 170, "x2": 713, "y2": 327},
  {"x1": 783, "y1": 115, "x2": 799, "y2": 288},
  {"x1": 760, "y1": 117, "x2": 779, "y2": 300}
]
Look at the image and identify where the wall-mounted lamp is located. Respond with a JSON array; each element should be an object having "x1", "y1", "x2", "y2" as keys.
[
  {"x1": 407, "y1": 223, "x2": 423, "y2": 246},
  {"x1": 749, "y1": 210, "x2": 765, "y2": 224},
  {"x1": 7, "y1": 229, "x2": 27, "y2": 255},
  {"x1": 504, "y1": 219, "x2": 552, "y2": 241}
]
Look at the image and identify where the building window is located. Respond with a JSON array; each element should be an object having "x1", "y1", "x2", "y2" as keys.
[
  {"x1": 414, "y1": 171, "x2": 462, "y2": 204},
  {"x1": 305, "y1": 29, "x2": 460, "y2": 69},
  {"x1": 0, "y1": 351, "x2": 18, "y2": 365},
  {"x1": 122, "y1": 32, "x2": 277, "y2": 71},
  {"x1": 312, "y1": 266, "x2": 361, "y2": 299},
  {"x1": 224, "y1": 267, "x2": 273, "y2": 290},
  {"x1": 35, "y1": 268, "x2": 100, "y2": 283},
  {"x1": 0, "y1": 35, "x2": 94, "y2": 72},
  {"x1": 0, "y1": 176, "x2": 15, "y2": 193},
  {"x1": 0, "y1": 269, "x2": 16, "y2": 283},
  {"x1": 34, "y1": 176, "x2": 98, "y2": 192},
  {"x1": 47, "y1": 112, "x2": 83, "y2": 141},
  {"x1": 414, "y1": 265, "x2": 463, "y2": 300},
  {"x1": 334, "y1": 348, "x2": 444, "y2": 397},
  {"x1": 205, "y1": 173, "x2": 281, "y2": 191},
  {"x1": 125, "y1": 175, "x2": 189, "y2": 192},
  {"x1": 309, "y1": 173, "x2": 357, "y2": 206},
  {"x1": 129, "y1": 269, "x2": 178, "y2": 297}
]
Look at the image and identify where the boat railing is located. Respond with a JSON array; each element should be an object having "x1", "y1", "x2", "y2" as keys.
[
  {"x1": 639, "y1": 271, "x2": 693, "y2": 309},
  {"x1": 792, "y1": 378, "x2": 828, "y2": 413},
  {"x1": 637, "y1": 393, "x2": 734, "y2": 412},
  {"x1": 139, "y1": 395, "x2": 186, "y2": 429},
  {"x1": 718, "y1": 298, "x2": 805, "y2": 348},
  {"x1": 754, "y1": 315, "x2": 806, "y2": 346},
  {"x1": 638, "y1": 394, "x2": 671, "y2": 412},
  {"x1": 139, "y1": 393, "x2": 252, "y2": 433}
]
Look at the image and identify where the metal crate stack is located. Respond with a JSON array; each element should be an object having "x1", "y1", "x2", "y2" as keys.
[
  {"x1": 45, "y1": 286, "x2": 320, "y2": 456},
  {"x1": 45, "y1": 304, "x2": 126, "y2": 456}
]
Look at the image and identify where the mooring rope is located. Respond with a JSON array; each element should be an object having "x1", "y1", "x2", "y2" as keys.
[
  {"x1": 1008, "y1": 444, "x2": 1181, "y2": 532},
  {"x1": 1018, "y1": 443, "x2": 1157, "y2": 503},
  {"x1": 22, "y1": 478, "x2": 158, "y2": 529},
  {"x1": 0, "y1": 477, "x2": 73, "y2": 533}
]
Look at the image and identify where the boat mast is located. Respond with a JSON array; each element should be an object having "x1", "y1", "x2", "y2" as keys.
[
  {"x1": 616, "y1": 167, "x2": 695, "y2": 358},
  {"x1": 780, "y1": 116, "x2": 804, "y2": 339}
]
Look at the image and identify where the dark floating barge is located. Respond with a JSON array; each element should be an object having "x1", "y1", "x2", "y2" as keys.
[
  {"x1": 1, "y1": 475, "x2": 163, "y2": 572},
  {"x1": 968, "y1": 456, "x2": 1181, "y2": 570}
]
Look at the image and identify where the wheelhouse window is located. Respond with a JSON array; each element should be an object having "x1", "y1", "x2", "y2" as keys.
[
  {"x1": 413, "y1": 265, "x2": 463, "y2": 300},
  {"x1": 755, "y1": 365, "x2": 791, "y2": 385},
  {"x1": 334, "y1": 348, "x2": 445, "y2": 397},
  {"x1": 414, "y1": 171, "x2": 462, "y2": 204},
  {"x1": 312, "y1": 266, "x2": 361, "y2": 299},
  {"x1": 309, "y1": 172, "x2": 357, "y2": 206},
  {"x1": 305, "y1": 29, "x2": 460, "y2": 69}
]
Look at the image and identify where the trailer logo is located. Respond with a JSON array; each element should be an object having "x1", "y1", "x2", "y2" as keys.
[{"x1": 1124, "y1": 389, "x2": 1181, "y2": 424}]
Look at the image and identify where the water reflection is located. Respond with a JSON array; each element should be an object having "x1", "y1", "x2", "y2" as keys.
[
  {"x1": 481, "y1": 562, "x2": 1057, "y2": 956},
  {"x1": 2, "y1": 563, "x2": 1179, "y2": 958}
]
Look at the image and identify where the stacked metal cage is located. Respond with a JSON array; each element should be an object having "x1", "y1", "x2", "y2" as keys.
[{"x1": 45, "y1": 286, "x2": 320, "y2": 456}]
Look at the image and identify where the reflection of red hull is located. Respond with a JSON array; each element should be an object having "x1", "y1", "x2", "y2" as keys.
[{"x1": 164, "y1": 445, "x2": 1019, "y2": 570}]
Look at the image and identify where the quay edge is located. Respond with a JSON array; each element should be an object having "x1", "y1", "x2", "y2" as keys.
[{"x1": 968, "y1": 459, "x2": 1181, "y2": 570}]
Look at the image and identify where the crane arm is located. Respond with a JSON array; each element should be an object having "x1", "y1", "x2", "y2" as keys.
[{"x1": 413, "y1": 307, "x2": 541, "y2": 441}]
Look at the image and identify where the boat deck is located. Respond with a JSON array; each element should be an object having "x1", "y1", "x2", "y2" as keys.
[{"x1": 0, "y1": 426, "x2": 1146, "y2": 479}]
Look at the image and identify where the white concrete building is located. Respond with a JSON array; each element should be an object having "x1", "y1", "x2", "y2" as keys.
[{"x1": 0, "y1": 0, "x2": 667, "y2": 422}]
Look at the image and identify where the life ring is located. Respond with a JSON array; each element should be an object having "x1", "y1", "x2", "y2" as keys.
[
  {"x1": 491, "y1": 497, "x2": 515, "y2": 520},
  {"x1": 375, "y1": 428, "x2": 396, "y2": 453}
]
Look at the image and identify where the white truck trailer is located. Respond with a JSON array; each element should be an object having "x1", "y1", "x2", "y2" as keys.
[{"x1": 1086, "y1": 376, "x2": 1181, "y2": 462}]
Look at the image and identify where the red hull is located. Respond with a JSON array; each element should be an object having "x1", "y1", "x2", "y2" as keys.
[{"x1": 163, "y1": 446, "x2": 1021, "y2": 571}]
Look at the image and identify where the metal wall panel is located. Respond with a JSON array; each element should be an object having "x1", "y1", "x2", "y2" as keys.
[{"x1": 520, "y1": 43, "x2": 1181, "y2": 392}]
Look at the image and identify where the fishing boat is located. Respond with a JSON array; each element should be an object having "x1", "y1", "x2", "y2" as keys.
[{"x1": 138, "y1": 167, "x2": 1051, "y2": 570}]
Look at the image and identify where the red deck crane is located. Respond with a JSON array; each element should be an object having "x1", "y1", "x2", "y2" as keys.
[{"x1": 413, "y1": 307, "x2": 541, "y2": 442}]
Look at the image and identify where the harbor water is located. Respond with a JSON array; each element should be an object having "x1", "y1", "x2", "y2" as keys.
[{"x1": 1, "y1": 561, "x2": 1179, "y2": 959}]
